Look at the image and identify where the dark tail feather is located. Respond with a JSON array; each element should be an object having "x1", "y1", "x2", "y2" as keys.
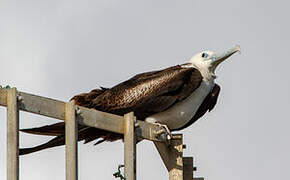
[
  {"x1": 19, "y1": 122, "x2": 123, "y2": 155},
  {"x1": 20, "y1": 122, "x2": 65, "y2": 136},
  {"x1": 19, "y1": 135, "x2": 65, "y2": 155},
  {"x1": 94, "y1": 139, "x2": 106, "y2": 145}
]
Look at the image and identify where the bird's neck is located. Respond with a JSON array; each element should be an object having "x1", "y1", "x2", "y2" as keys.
[{"x1": 193, "y1": 65, "x2": 216, "y2": 82}]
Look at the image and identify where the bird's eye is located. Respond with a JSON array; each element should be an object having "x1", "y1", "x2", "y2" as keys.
[{"x1": 202, "y1": 53, "x2": 208, "y2": 58}]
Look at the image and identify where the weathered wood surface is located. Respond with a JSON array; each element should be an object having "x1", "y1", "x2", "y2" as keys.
[
  {"x1": 65, "y1": 101, "x2": 78, "y2": 180},
  {"x1": 124, "y1": 112, "x2": 136, "y2": 180},
  {"x1": 1, "y1": 88, "x2": 205, "y2": 180},
  {"x1": 0, "y1": 88, "x2": 166, "y2": 142},
  {"x1": 6, "y1": 88, "x2": 19, "y2": 180},
  {"x1": 183, "y1": 157, "x2": 193, "y2": 180},
  {"x1": 154, "y1": 134, "x2": 183, "y2": 180}
]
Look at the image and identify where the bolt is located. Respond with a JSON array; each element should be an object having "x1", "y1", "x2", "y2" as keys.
[
  {"x1": 75, "y1": 107, "x2": 81, "y2": 115},
  {"x1": 166, "y1": 134, "x2": 171, "y2": 140},
  {"x1": 134, "y1": 116, "x2": 137, "y2": 123},
  {"x1": 17, "y1": 95, "x2": 23, "y2": 101},
  {"x1": 156, "y1": 133, "x2": 167, "y2": 141}
]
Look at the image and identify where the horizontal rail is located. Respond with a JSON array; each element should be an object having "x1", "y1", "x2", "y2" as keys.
[
  {"x1": 0, "y1": 88, "x2": 166, "y2": 142},
  {"x1": 1, "y1": 87, "x2": 204, "y2": 180}
]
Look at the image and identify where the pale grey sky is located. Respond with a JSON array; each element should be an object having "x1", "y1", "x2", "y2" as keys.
[{"x1": 1, "y1": 0, "x2": 289, "y2": 180}]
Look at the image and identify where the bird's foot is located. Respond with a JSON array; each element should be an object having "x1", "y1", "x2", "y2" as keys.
[{"x1": 153, "y1": 123, "x2": 172, "y2": 140}]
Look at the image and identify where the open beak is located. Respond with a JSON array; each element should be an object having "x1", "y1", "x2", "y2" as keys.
[{"x1": 212, "y1": 45, "x2": 241, "y2": 69}]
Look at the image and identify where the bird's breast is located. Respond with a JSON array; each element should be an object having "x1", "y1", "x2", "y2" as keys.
[{"x1": 145, "y1": 79, "x2": 215, "y2": 130}]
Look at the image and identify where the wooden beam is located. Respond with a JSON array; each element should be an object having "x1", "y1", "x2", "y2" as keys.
[
  {"x1": 0, "y1": 88, "x2": 167, "y2": 142},
  {"x1": 65, "y1": 101, "x2": 78, "y2": 180},
  {"x1": 6, "y1": 88, "x2": 19, "y2": 180},
  {"x1": 0, "y1": 88, "x2": 204, "y2": 180},
  {"x1": 76, "y1": 106, "x2": 124, "y2": 134},
  {"x1": 124, "y1": 112, "x2": 136, "y2": 180},
  {"x1": 134, "y1": 120, "x2": 168, "y2": 142},
  {"x1": 0, "y1": 88, "x2": 7, "y2": 105},
  {"x1": 183, "y1": 157, "x2": 193, "y2": 180},
  {"x1": 154, "y1": 134, "x2": 183, "y2": 180},
  {"x1": 17, "y1": 91, "x2": 65, "y2": 120}
]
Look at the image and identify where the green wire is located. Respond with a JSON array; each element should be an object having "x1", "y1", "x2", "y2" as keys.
[{"x1": 113, "y1": 164, "x2": 125, "y2": 180}]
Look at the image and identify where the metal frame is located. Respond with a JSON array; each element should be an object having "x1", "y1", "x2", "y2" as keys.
[{"x1": 0, "y1": 87, "x2": 204, "y2": 180}]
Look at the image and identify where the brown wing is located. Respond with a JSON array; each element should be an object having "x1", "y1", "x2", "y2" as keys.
[
  {"x1": 80, "y1": 64, "x2": 202, "y2": 119},
  {"x1": 173, "y1": 84, "x2": 221, "y2": 131},
  {"x1": 20, "y1": 64, "x2": 202, "y2": 155}
]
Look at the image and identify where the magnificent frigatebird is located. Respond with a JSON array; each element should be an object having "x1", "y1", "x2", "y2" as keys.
[{"x1": 20, "y1": 45, "x2": 240, "y2": 155}]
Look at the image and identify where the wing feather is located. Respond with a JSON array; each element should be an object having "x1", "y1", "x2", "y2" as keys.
[
  {"x1": 84, "y1": 64, "x2": 202, "y2": 119},
  {"x1": 20, "y1": 64, "x2": 203, "y2": 155},
  {"x1": 173, "y1": 84, "x2": 221, "y2": 131}
]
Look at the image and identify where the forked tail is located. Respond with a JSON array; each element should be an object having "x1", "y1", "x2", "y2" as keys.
[{"x1": 20, "y1": 122, "x2": 122, "y2": 155}]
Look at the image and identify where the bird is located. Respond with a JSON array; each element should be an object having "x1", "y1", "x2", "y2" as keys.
[{"x1": 19, "y1": 45, "x2": 241, "y2": 155}]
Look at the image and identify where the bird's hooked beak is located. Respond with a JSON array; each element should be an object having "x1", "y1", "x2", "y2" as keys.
[{"x1": 211, "y1": 45, "x2": 241, "y2": 71}]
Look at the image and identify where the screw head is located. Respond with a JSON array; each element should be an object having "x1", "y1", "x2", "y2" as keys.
[
  {"x1": 17, "y1": 95, "x2": 23, "y2": 101},
  {"x1": 166, "y1": 134, "x2": 171, "y2": 140},
  {"x1": 75, "y1": 107, "x2": 81, "y2": 114},
  {"x1": 134, "y1": 123, "x2": 140, "y2": 127}
]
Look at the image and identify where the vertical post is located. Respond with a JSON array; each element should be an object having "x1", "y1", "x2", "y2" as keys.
[
  {"x1": 168, "y1": 135, "x2": 183, "y2": 180},
  {"x1": 183, "y1": 157, "x2": 193, "y2": 180},
  {"x1": 65, "y1": 101, "x2": 78, "y2": 180},
  {"x1": 7, "y1": 88, "x2": 19, "y2": 180},
  {"x1": 154, "y1": 134, "x2": 183, "y2": 180},
  {"x1": 124, "y1": 112, "x2": 136, "y2": 180}
]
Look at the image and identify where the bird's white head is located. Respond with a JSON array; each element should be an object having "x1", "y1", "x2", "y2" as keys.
[{"x1": 188, "y1": 45, "x2": 241, "y2": 80}]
